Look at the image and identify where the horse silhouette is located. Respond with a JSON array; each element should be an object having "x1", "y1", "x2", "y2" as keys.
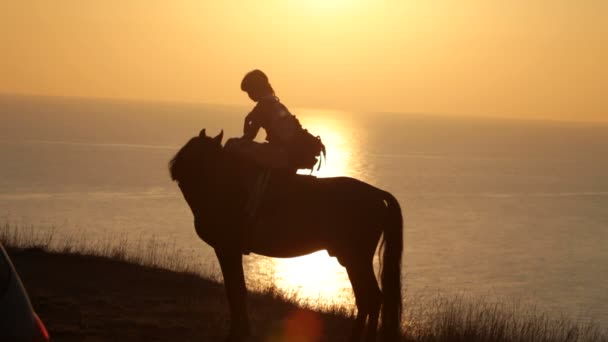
[{"x1": 169, "y1": 129, "x2": 404, "y2": 342}]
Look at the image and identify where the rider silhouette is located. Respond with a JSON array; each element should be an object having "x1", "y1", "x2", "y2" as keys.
[
  {"x1": 241, "y1": 70, "x2": 299, "y2": 147},
  {"x1": 240, "y1": 69, "x2": 323, "y2": 172},
  {"x1": 237, "y1": 69, "x2": 325, "y2": 219}
]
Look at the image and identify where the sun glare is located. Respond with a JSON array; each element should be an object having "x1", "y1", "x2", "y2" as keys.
[
  {"x1": 288, "y1": 0, "x2": 365, "y2": 14},
  {"x1": 271, "y1": 251, "x2": 354, "y2": 309}
]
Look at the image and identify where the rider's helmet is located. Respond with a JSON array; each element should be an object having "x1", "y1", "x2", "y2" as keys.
[{"x1": 241, "y1": 70, "x2": 274, "y2": 100}]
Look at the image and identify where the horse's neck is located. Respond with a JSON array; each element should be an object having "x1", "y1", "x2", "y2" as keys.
[
  {"x1": 188, "y1": 161, "x2": 247, "y2": 206},
  {"x1": 178, "y1": 181, "x2": 203, "y2": 216},
  {"x1": 181, "y1": 152, "x2": 267, "y2": 217},
  {"x1": 220, "y1": 151, "x2": 261, "y2": 181},
  {"x1": 178, "y1": 163, "x2": 223, "y2": 216}
]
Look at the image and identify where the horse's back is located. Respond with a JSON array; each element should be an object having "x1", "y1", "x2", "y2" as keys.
[
  {"x1": 291, "y1": 175, "x2": 388, "y2": 204},
  {"x1": 259, "y1": 174, "x2": 389, "y2": 231}
]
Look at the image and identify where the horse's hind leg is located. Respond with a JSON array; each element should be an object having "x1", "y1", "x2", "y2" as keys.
[
  {"x1": 362, "y1": 262, "x2": 381, "y2": 342},
  {"x1": 345, "y1": 260, "x2": 382, "y2": 342},
  {"x1": 345, "y1": 263, "x2": 368, "y2": 342},
  {"x1": 215, "y1": 248, "x2": 251, "y2": 342}
]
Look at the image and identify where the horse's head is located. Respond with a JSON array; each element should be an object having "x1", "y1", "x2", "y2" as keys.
[{"x1": 169, "y1": 129, "x2": 224, "y2": 184}]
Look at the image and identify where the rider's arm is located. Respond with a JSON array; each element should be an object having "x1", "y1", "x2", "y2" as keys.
[{"x1": 243, "y1": 112, "x2": 261, "y2": 141}]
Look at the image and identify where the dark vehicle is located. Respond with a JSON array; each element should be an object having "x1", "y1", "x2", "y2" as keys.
[{"x1": 0, "y1": 242, "x2": 49, "y2": 342}]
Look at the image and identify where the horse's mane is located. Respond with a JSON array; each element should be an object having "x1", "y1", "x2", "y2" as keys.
[{"x1": 169, "y1": 136, "x2": 201, "y2": 182}]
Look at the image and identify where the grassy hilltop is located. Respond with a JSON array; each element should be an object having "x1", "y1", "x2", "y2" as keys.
[{"x1": 2, "y1": 222, "x2": 606, "y2": 342}]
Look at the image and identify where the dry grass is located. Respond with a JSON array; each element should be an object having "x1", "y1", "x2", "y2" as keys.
[
  {"x1": 403, "y1": 295, "x2": 607, "y2": 342},
  {"x1": 0, "y1": 220, "x2": 56, "y2": 249},
  {"x1": 0, "y1": 219, "x2": 202, "y2": 275}
]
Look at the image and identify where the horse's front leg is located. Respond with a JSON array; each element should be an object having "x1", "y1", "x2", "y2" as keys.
[{"x1": 215, "y1": 248, "x2": 251, "y2": 342}]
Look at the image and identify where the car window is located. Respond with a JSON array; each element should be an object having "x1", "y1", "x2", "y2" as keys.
[{"x1": 0, "y1": 248, "x2": 11, "y2": 297}]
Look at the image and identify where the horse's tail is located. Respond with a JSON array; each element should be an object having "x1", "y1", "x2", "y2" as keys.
[{"x1": 379, "y1": 191, "x2": 403, "y2": 341}]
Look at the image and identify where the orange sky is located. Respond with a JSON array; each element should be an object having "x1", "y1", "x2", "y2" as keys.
[{"x1": 1, "y1": 1, "x2": 606, "y2": 120}]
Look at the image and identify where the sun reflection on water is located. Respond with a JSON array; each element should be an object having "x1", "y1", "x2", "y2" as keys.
[
  {"x1": 269, "y1": 251, "x2": 354, "y2": 309},
  {"x1": 249, "y1": 109, "x2": 370, "y2": 310}
]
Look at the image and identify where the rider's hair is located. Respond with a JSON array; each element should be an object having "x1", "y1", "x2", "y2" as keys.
[{"x1": 241, "y1": 69, "x2": 275, "y2": 99}]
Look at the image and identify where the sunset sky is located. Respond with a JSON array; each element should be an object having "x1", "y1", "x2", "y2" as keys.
[{"x1": 1, "y1": 1, "x2": 606, "y2": 120}]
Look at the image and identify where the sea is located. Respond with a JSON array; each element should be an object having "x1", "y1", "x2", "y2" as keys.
[{"x1": 1, "y1": 95, "x2": 607, "y2": 328}]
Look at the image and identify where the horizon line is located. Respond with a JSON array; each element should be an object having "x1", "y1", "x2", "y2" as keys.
[{"x1": 2, "y1": 91, "x2": 607, "y2": 125}]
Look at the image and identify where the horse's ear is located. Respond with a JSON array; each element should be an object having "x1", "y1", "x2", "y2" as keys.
[
  {"x1": 214, "y1": 130, "x2": 224, "y2": 145},
  {"x1": 199, "y1": 128, "x2": 206, "y2": 137}
]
